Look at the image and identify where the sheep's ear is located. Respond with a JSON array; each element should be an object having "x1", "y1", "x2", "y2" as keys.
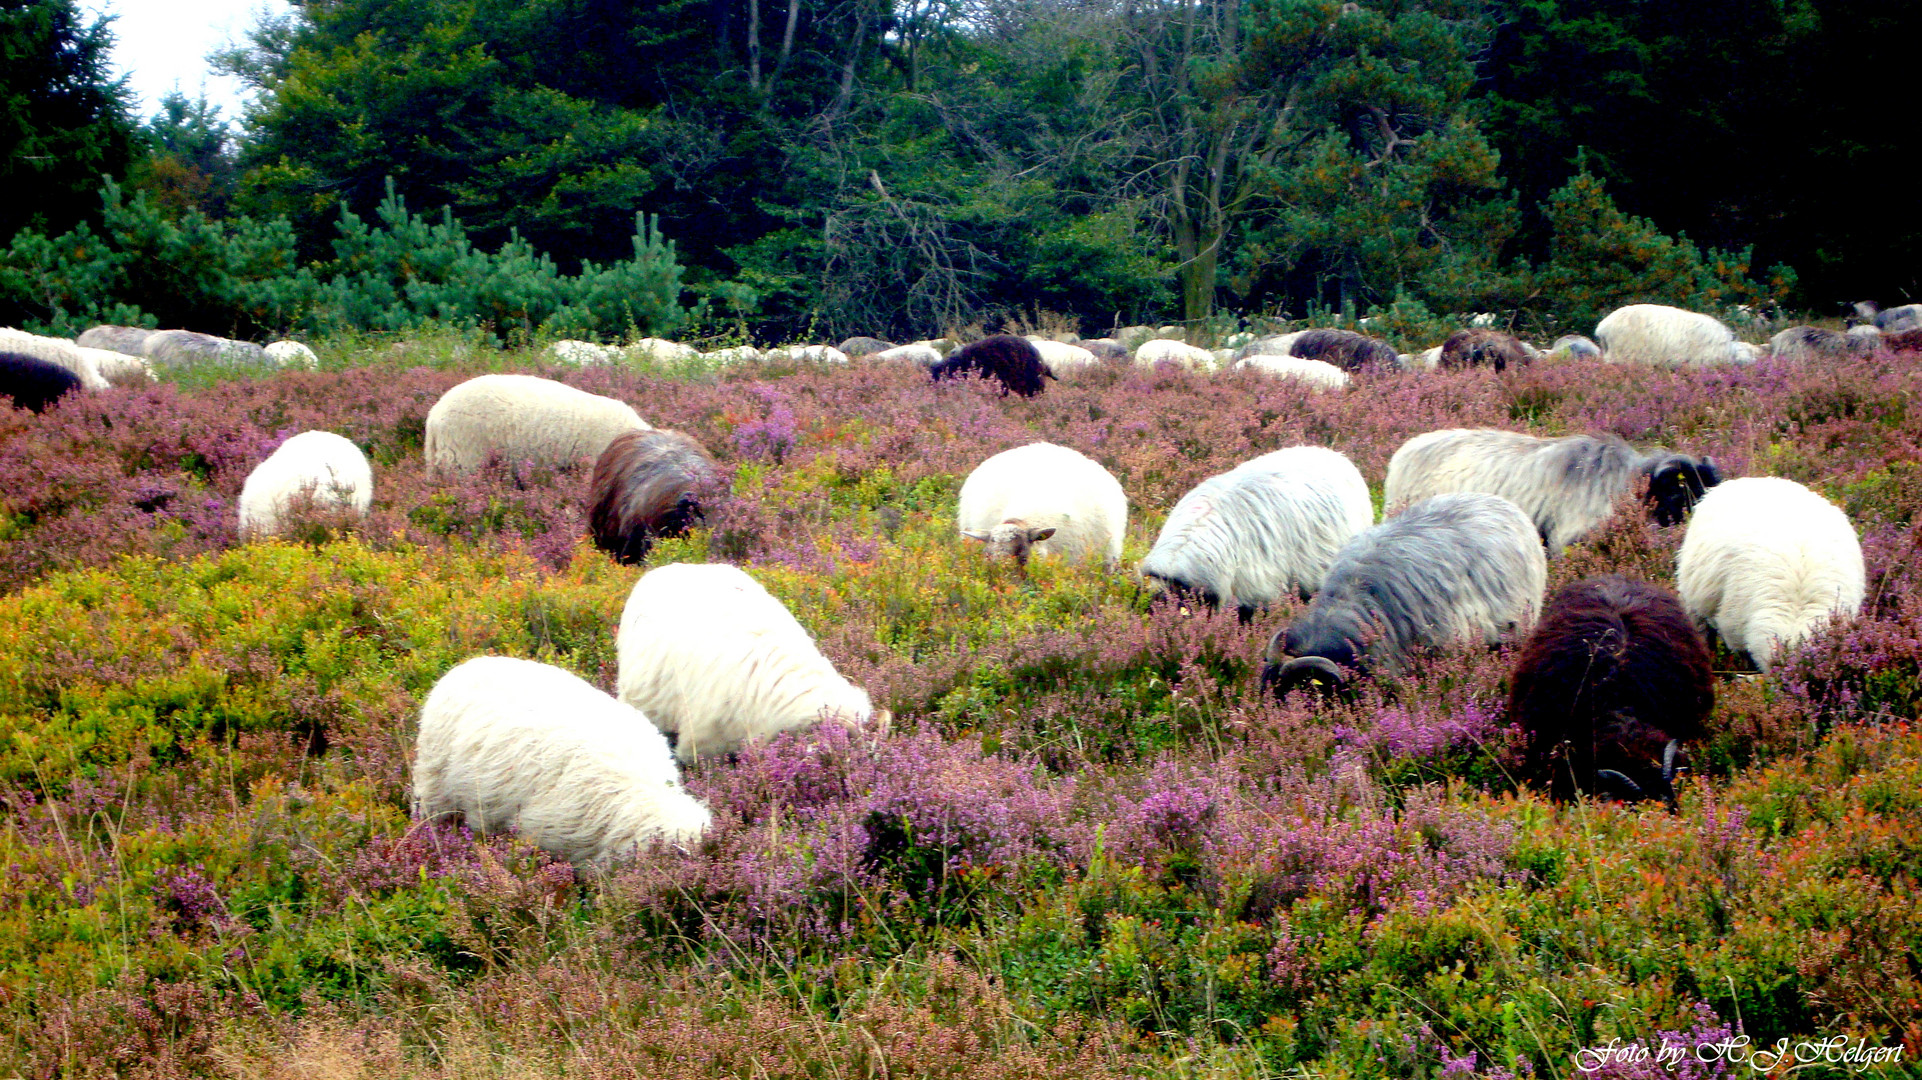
[
  {"x1": 961, "y1": 530, "x2": 991, "y2": 542},
  {"x1": 1699, "y1": 457, "x2": 1723, "y2": 486},
  {"x1": 1028, "y1": 527, "x2": 1057, "y2": 543}
]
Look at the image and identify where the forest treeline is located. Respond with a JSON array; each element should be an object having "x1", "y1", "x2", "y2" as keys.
[{"x1": 1, "y1": 0, "x2": 1913, "y2": 342}]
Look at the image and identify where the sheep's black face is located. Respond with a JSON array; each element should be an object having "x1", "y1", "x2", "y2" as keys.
[
  {"x1": 1645, "y1": 458, "x2": 1721, "y2": 527},
  {"x1": 1145, "y1": 574, "x2": 1223, "y2": 614}
]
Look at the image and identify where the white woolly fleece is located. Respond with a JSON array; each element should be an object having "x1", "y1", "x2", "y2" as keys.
[
  {"x1": 1232, "y1": 354, "x2": 1351, "y2": 389},
  {"x1": 237, "y1": 430, "x2": 374, "y2": 540},
  {"x1": 1, "y1": 328, "x2": 109, "y2": 390},
  {"x1": 617, "y1": 563, "x2": 877, "y2": 763},
  {"x1": 424, "y1": 374, "x2": 649, "y2": 475},
  {"x1": 1141, "y1": 446, "x2": 1374, "y2": 606},
  {"x1": 1595, "y1": 304, "x2": 1741, "y2": 367},
  {"x1": 412, "y1": 656, "x2": 709, "y2": 867},
  {"x1": 956, "y1": 442, "x2": 1129, "y2": 564},
  {"x1": 1134, "y1": 338, "x2": 1220, "y2": 371},
  {"x1": 1676, "y1": 476, "x2": 1864, "y2": 670},
  {"x1": 1027, "y1": 338, "x2": 1101, "y2": 377}
]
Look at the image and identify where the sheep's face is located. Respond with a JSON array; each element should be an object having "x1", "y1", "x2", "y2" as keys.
[
  {"x1": 1582, "y1": 716, "x2": 1687, "y2": 812},
  {"x1": 1142, "y1": 572, "x2": 1223, "y2": 614},
  {"x1": 962, "y1": 523, "x2": 1056, "y2": 565},
  {"x1": 1644, "y1": 457, "x2": 1721, "y2": 527}
]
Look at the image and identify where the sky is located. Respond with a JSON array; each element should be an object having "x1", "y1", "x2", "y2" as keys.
[{"x1": 86, "y1": 0, "x2": 294, "y2": 123}]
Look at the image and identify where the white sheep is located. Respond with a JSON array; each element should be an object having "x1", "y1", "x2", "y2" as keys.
[
  {"x1": 1139, "y1": 445, "x2": 1373, "y2": 617},
  {"x1": 1027, "y1": 338, "x2": 1102, "y2": 377},
  {"x1": 237, "y1": 430, "x2": 374, "y2": 540},
  {"x1": 144, "y1": 329, "x2": 267, "y2": 367},
  {"x1": 77, "y1": 346, "x2": 155, "y2": 384},
  {"x1": 1594, "y1": 304, "x2": 1745, "y2": 367},
  {"x1": 1675, "y1": 477, "x2": 1864, "y2": 671},
  {"x1": 871, "y1": 342, "x2": 943, "y2": 366},
  {"x1": 423, "y1": 374, "x2": 649, "y2": 476},
  {"x1": 1384, "y1": 428, "x2": 1721, "y2": 549},
  {"x1": 1134, "y1": 339, "x2": 1220, "y2": 372},
  {"x1": 1232, "y1": 353, "x2": 1351, "y2": 389},
  {"x1": 0, "y1": 328, "x2": 108, "y2": 390},
  {"x1": 265, "y1": 340, "x2": 320, "y2": 368},
  {"x1": 770, "y1": 344, "x2": 851, "y2": 364},
  {"x1": 412, "y1": 656, "x2": 710, "y2": 866},
  {"x1": 76, "y1": 325, "x2": 155, "y2": 355},
  {"x1": 546, "y1": 339, "x2": 624, "y2": 365},
  {"x1": 957, "y1": 442, "x2": 1128, "y2": 565},
  {"x1": 628, "y1": 338, "x2": 701, "y2": 363},
  {"x1": 616, "y1": 563, "x2": 884, "y2": 762},
  {"x1": 703, "y1": 345, "x2": 765, "y2": 365}
]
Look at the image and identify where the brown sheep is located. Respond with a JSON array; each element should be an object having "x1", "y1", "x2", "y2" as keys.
[{"x1": 587, "y1": 429, "x2": 723, "y2": 564}]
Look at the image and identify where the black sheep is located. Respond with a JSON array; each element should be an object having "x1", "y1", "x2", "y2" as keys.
[
  {"x1": 1287, "y1": 329, "x2": 1400, "y2": 372},
  {"x1": 1509, "y1": 575, "x2": 1713, "y2": 810},
  {"x1": 0, "y1": 352, "x2": 82, "y2": 413},
  {"x1": 587, "y1": 429, "x2": 723, "y2": 564},
  {"x1": 929, "y1": 335, "x2": 1052, "y2": 397},
  {"x1": 1439, "y1": 329, "x2": 1534, "y2": 372}
]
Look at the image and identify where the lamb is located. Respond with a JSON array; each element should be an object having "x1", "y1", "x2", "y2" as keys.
[
  {"x1": 930, "y1": 335, "x2": 1052, "y2": 396},
  {"x1": 836, "y1": 336, "x2": 895, "y2": 358},
  {"x1": 412, "y1": 656, "x2": 710, "y2": 867},
  {"x1": 1133, "y1": 338, "x2": 1220, "y2": 372},
  {"x1": 587, "y1": 429, "x2": 722, "y2": 564},
  {"x1": 265, "y1": 340, "x2": 320, "y2": 368},
  {"x1": 237, "y1": 430, "x2": 375, "y2": 540},
  {"x1": 424, "y1": 374, "x2": 649, "y2": 476},
  {"x1": 1028, "y1": 338, "x2": 1102, "y2": 377},
  {"x1": 1675, "y1": 477, "x2": 1864, "y2": 671},
  {"x1": 1768, "y1": 326, "x2": 1876, "y2": 361},
  {"x1": 143, "y1": 329, "x2": 267, "y2": 367},
  {"x1": 1439, "y1": 329, "x2": 1534, "y2": 372},
  {"x1": 0, "y1": 353, "x2": 83, "y2": 413},
  {"x1": 76, "y1": 325, "x2": 155, "y2": 355},
  {"x1": 616, "y1": 563, "x2": 885, "y2": 762},
  {"x1": 1139, "y1": 446, "x2": 1373, "y2": 619},
  {"x1": 1284, "y1": 329, "x2": 1400, "y2": 372},
  {"x1": 1510, "y1": 575, "x2": 1713, "y2": 809},
  {"x1": 1594, "y1": 304, "x2": 1746, "y2": 367},
  {"x1": 957, "y1": 442, "x2": 1128, "y2": 566},
  {"x1": 1261, "y1": 492, "x2": 1547, "y2": 695},
  {"x1": 1232, "y1": 353, "x2": 1350, "y2": 389},
  {"x1": 1383, "y1": 428, "x2": 1722, "y2": 550}
]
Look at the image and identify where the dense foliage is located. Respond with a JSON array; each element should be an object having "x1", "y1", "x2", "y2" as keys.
[{"x1": 1, "y1": 339, "x2": 1918, "y2": 1075}]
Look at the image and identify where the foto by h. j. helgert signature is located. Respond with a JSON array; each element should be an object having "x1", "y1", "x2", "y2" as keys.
[{"x1": 1576, "y1": 1033, "x2": 1906, "y2": 1073}]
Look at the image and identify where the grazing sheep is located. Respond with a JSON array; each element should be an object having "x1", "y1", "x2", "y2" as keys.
[
  {"x1": 1511, "y1": 576, "x2": 1712, "y2": 809},
  {"x1": 1234, "y1": 332, "x2": 1305, "y2": 361},
  {"x1": 1133, "y1": 338, "x2": 1219, "y2": 372},
  {"x1": 587, "y1": 429, "x2": 721, "y2": 564},
  {"x1": 76, "y1": 325, "x2": 154, "y2": 355},
  {"x1": 237, "y1": 431, "x2": 374, "y2": 540},
  {"x1": 1261, "y1": 492, "x2": 1547, "y2": 694},
  {"x1": 930, "y1": 335, "x2": 1052, "y2": 396},
  {"x1": 1112, "y1": 325, "x2": 1158, "y2": 350},
  {"x1": 264, "y1": 340, "x2": 319, "y2": 368},
  {"x1": 1232, "y1": 353, "x2": 1350, "y2": 390},
  {"x1": 0, "y1": 353, "x2": 83, "y2": 413},
  {"x1": 412, "y1": 656, "x2": 710, "y2": 867},
  {"x1": 871, "y1": 342, "x2": 943, "y2": 366},
  {"x1": 1028, "y1": 338, "x2": 1102, "y2": 377},
  {"x1": 616, "y1": 563, "x2": 885, "y2": 763},
  {"x1": 1550, "y1": 334, "x2": 1602, "y2": 360},
  {"x1": 703, "y1": 345, "x2": 765, "y2": 365},
  {"x1": 547, "y1": 339, "x2": 624, "y2": 365},
  {"x1": 76, "y1": 346, "x2": 154, "y2": 384},
  {"x1": 424, "y1": 374, "x2": 649, "y2": 476},
  {"x1": 144, "y1": 329, "x2": 267, "y2": 367},
  {"x1": 628, "y1": 338, "x2": 700, "y2": 363},
  {"x1": 1284, "y1": 329, "x2": 1400, "y2": 372},
  {"x1": 1384, "y1": 428, "x2": 1721, "y2": 550},
  {"x1": 1769, "y1": 326, "x2": 1876, "y2": 361},
  {"x1": 1140, "y1": 446, "x2": 1373, "y2": 619},
  {"x1": 958, "y1": 442, "x2": 1127, "y2": 566},
  {"x1": 1855, "y1": 301, "x2": 1922, "y2": 334},
  {"x1": 772, "y1": 344, "x2": 851, "y2": 364},
  {"x1": 1081, "y1": 338, "x2": 1130, "y2": 363},
  {"x1": 1883, "y1": 328, "x2": 1922, "y2": 353},
  {"x1": 1675, "y1": 477, "x2": 1864, "y2": 671},
  {"x1": 1594, "y1": 304, "x2": 1746, "y2": 367},
  {"x1": 0, "y1": 328, "x2": 108, "y2": 390},
  {"x1": 836, "y1": 336, "x2": 894, "y2": 358},
  {"x1": 1440, "y1": 329, "x2": 1534, "y2": 372}
]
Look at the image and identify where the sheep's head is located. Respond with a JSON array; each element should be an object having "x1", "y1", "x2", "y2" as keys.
[
  {"x1": 1260, "y1": 623, "x2": 1362, "y2": 700},
  {"x1": 962, "y1": 522, "x2": 1056, "y2": 565},
  {"x1": 1587, "y1": 728, "x2": 1686, "y2": 813},
  {"x1": 1643, "y1": 455, "x2": 1722, "y2": 527}
]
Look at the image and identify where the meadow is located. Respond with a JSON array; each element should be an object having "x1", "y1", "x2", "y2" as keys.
[{"x1": 0, "y1": 337, "x2": 1918, "y2": 1078}]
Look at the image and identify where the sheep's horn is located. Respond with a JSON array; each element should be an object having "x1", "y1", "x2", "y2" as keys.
[
  {"x1": 1661, "y1": 740, "x2": 1680, "y2": 784},
  {"x1": 1262, "y1": 656, "x2": 1346, "y2": 698},
  {"x1": 1594, "y1": 769, "x2": 1645, "y2": 799}
]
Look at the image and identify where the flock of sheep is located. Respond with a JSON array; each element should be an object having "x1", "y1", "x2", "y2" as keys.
[{"x1": 0, "y1": 298, "x2": 1902, "y2": 870}]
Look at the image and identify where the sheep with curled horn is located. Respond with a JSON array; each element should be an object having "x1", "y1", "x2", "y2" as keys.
[
  {"x1": 1510, "y1": 575, "x2": 1712, "y2": 811},
  {"x1": 1261, "y1": 492, "x2": 1547, "y2": 698},
  {"x1": 1383, "y1": 428, "x2": 1722, "y2": 551},
  {"x1": 587, "y1": 429, "x2": 723, "y2": 564}
]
